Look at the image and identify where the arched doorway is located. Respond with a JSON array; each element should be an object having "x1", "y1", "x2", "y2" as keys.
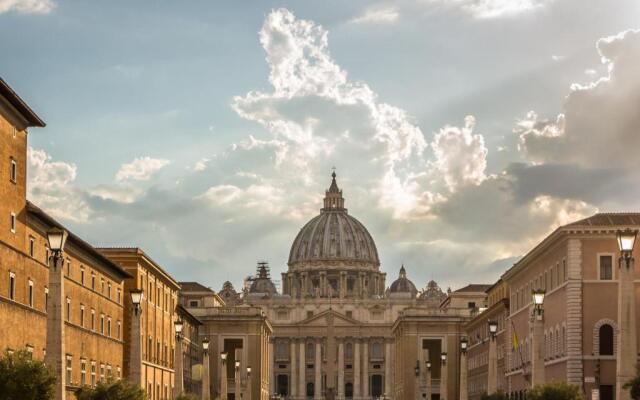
[
  {"x1": 277, "y1": 374, "x2": 289, "y2": 396},
  {"x1": 307, "y1": 382, "x2": 314, "y2": 399},
  {"x1": 345, "y1": 382, "x2": 353, "y2": 399},
  {"x1": 371, "y1": 375, "x2": 383, "y2": 397}
]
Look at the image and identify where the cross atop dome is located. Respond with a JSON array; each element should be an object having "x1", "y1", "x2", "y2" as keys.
[{"x1": 322, "y1": 170, "x2": 346, "y2": 211}]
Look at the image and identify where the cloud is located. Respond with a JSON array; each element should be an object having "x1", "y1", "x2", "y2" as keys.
[
  {"x1": 431, "y1": 115, "x2": 487, "y2": 192},
  {"x1": 420, "y1": 0, "x2": 553, "y2": 19},
  {"x1": 350, "y1": 6, "x2": 400, "y2": 24},
  {"x1": 520, "y1": 30, "x2": 640, "y2": 170},
  {"x1": 0, "y1": 0, "x2": 54, "y2": 14},
  {"x1": 27, "y1": 147, "x2": 90, "y2": 223},
  {"x1": 115, "y1": 156, "x2": 170, "y2": 182}
]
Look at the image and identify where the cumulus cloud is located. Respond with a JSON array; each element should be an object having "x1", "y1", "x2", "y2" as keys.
[
  {"x1": 431, "y1": 115, "x2": 487, "y2": 192},
  {"x1": 520, "y1": 30, "x2": 640, "y2": 170},
  {"x1": 115, "y1": 156, "x2": 170, "y2": 182},
  {"x1": 350, "y1": 6, "x2": 400, "y2": 24},
  {"x1": 422, "y1": 0, "x2": 553, "y2": 19},
  {"x1": 27, "y1": 148, "x2": 90, "y2": 222},
  {"x1": 0, "y1": 0, "x2": 54, "y2": 14}
]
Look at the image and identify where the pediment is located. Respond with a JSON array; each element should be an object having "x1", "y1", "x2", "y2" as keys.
[{"x1": 298, "y1": 309, "x2": 360, "y2": 327}]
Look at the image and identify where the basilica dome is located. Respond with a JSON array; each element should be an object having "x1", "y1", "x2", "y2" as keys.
[
  {"x1": 389, "y1": 265, "x2": 418, "y2": 297},
  {"x1": 288, "y1": 172, "x2": 380, "y2": 269}
]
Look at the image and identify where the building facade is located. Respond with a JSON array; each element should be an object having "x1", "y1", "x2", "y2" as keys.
[
  {"x1": 176, "y1": 303, "x2": 204, "y2": 396},
  {"x1": 184, "y1": 173, "x2": 488, "y2": 400},
  {"x1": 98, "y1": 247, "x2": 181, "y2": 400},
  {"x1": 0, "y1": 78, "x2": 130, "y2": 399},
  {"x1": 502, "y1": 214, "x2": 640, "y2": 400}
]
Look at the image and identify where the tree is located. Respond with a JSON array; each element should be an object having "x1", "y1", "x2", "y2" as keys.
[
  {"x1": 0, "y1": 349, "x2": 57, "y2": 400},
  {"x1": 76, "y1": 378, "x2": 146, "y2": 400},
  {"x1": 624, "y1": 372, "x2": 640, "y2": 399},
  {"x1": 481, "y1": 392, "x2": 508, "y2": 400},
  {"x1": 528, "y1": 382, "x2": 584, "y2": 400}
]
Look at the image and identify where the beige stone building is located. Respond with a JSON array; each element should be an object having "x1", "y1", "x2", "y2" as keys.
[
  {"x1": 98, "y1": 247, "x2": 181, "y2": 400},
  {"x1": 502, "y1": 214, "x2": 640, "y2": 400},
  {"x1": 0, "y1": 77, "x2": 130, "y2": 398},
  {"x1": 464, "y1": 281, "x2": 508, "y2": 399},
  {"x1": 184, "y1": 173, "x2": 488, "y2": 400},
  {"x1": 176, "y1": 303, "x2": 204, "y2": 396}
]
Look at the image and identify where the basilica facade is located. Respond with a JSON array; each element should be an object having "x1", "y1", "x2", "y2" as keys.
[{"x1": 183, "y1": 173, "x2": 488, "y2": 400}]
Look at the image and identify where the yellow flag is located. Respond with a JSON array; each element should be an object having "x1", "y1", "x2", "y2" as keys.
[{"x1": 511, "y1": 320, "x2": 519, "y2": 351}]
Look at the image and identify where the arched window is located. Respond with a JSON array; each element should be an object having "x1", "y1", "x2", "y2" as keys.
[{"x1": 599, "y1": 324, "x2": 614, "y2": 355}]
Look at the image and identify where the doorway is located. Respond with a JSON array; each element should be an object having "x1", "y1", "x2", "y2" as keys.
[
  {"x1": 371, "y1": 375, "x2": 383, "y2": 397},
  {"x1": 345, "y1": 382, "x2": 353, "y2": 399},
  {"x1": 277, "y1": 374, "x2": 289, "y2": 396}
]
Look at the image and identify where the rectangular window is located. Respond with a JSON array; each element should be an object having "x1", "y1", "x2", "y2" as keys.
[
  {"x1": 600, "y1": 255, "x2": 613, "y2": 280},
  {"x1": 108, "y1": 282, "x2": 111, "y2": 299},
  {"x1": 10, "y1": 212, "x2": 16, "y2": 233},
  {"x1": 29, "y1": 236, "x2": 35, "y2": 257},
  {"x1": 28, "y1": 280, "x2": 33, "y2": 307},
  {"x1": 117, "y1": 289, "x2": 121, "y2": 304},
  {"x1": 80, "y1": 359, "x2": 86, "y2": 386},
  {"x1": 100, "y1": 314, "x2": 104, "y2": 334},
  {"x1": 66, "y1": 298, "x2": 71, "y2": 322},
  {"x1": 44, "y1": 287, "x2": 49, "y2": 311},
  {"x1": 80, "y1": 305, "x2": 85, "y2": 328},
  {"x1": 100, "y1": 364, "x2": 105, "y2": 382},
  {"x1": 91, "y1": 310, "x2": 95, "y2": 331},
  {"x1": 80, "y1": 267, "x2": 85, "y2": 286},
  {"x1": 90, "y1": 361, "x2": 96, "y2": 386},
  {"x1": 45, "y1": 246, "x2": 49, "y2": 265},
  {"x1": 10, "y1": 158, "x2": 17, "y2": 183},
  {"x1": 66, "y1": 355, "x2": 72, "y2": 384},
  {"x1": 9, "y1": 272, "x2": 15, "y2": 300},
  {"x1": 107, "y1": 318, "x2": 111, "y2": 337},
  {"x1": 117, "y1": 321, "x2": 121, "y2": 339},
  {"x1": 66, "y1": 258, "x2": 70, "y2": 277},
  {"x1": 91, "y1": 273, "x2": 95, "y2": 290}
]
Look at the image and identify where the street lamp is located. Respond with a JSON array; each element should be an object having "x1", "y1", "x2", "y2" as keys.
[
  {"x1": 130, "y1": 289, "x2": 143, "y2": 316},
  {"x1": 488, "y1": 320, "x2": 498, "y2": 338},
  {"x1": 45, "y1": 226, "x2": 69, "y2": 400},
  {"x1": 532, "y1": 289, "x2": 545, "y2": 316},
  {"x1": 440, "y1": 352, "x2": 447, "y2": 365},
  {"x1": 235, "y1": 360, "x2": 240, "y2": 369},
  {"x1": 414, "y1": 361, "x2": 420, "y2": 377},
  {"x1": 246, "y1": 366, "x2": 251, "y2": 375},
  {"x1": 220, "y1": 352, "x2": 228, "y2": 400},
  {"x1": 426, "y1": 361, "x2": 431, "y2": 371},
  {"x1": 174, "y1": 320, "x2": 185, "y2": 397},
  {"x1": 616, "y1": 229, "x2": 638, "y2": 400},
  {"x1": 203, "y1": 337, "x2": 210, "y2": 353},
  {"x1": 460, "y1": 337, "x2": 468, "y2": 354},
  {"x1": 202, "y1": 338, "x2": 211, "y2": 400},
  {"x1": 174, "y1": 320, "x2": 184, "y2": 339}
]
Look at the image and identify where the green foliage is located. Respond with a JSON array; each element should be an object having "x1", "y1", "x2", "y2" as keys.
[
  {"x1": 175, "y1": 394, "x2": 200, "y2": 400},
  {"x1": 624, "y1": 373, "x2": 640, "y2": 399},
  {"x1": 76, "y1": 378, "x2": 146, "y2": 400},
  {"x1": 528, "y1": 382, "x2": 584, "y2": 400},
  {"x1": 481, "y1": 391, "x2": 508, "y2": 400},
  {"x1": 0, "y1": 349, "x2": 57, "y2": 400}
]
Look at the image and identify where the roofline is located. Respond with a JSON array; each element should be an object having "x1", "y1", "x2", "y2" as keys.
[
  {"x1": 96, "y1": 247, "x2": 180, "y2": 290},
  {"x1": 176, "y1": 304, "x2": 202, "y2": 325},
  {"x1": 0, "y1": 77, "x2": 45, "y2": 127},
  {"x1": 26, "y1": 202, "x2": 132, "y2": 279}
]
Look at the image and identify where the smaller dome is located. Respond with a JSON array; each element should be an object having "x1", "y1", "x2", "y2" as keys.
[
  {"x1": 248, "y1": 262, "x2": 278, "y2": 296},
  {"x1": 419, "y1": 279, "x2": 446, "y2": 302},
  {"x1": 389, "y1": 265, "x2": 417, "y2": 297},
  {"x1": 218, "y1": 281, "x2": 241, "y2": 305}
]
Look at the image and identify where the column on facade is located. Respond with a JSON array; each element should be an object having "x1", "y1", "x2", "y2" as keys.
[
  {"x1": 203, "y1": 347, "x2": 211, "y2": 400},
  {"x1": 269, "y1": 338, "x2": 275, "y2": 396},
  {"x1": 235, "y1": 349, "x2": 242, "y2": 400},
  {"x1": 291, "y1": 340, "x2": 298, "y2": 399},
  {"x1": 314, "y1": 338, "x2": 322, "y2": 400},
  {"x1": 441, "y1": 356, "x2": 448, "y2": 400},
  {"x1": 362, "y1": 339, "x2": 369, "y2": 398},
  {"x1": 45, "y1": 256, "x2": 65, "y2": 400},
  {"x1": 488, "y1": 333, "x2": 498, "y2": 394},
  {"x1": 460, "y1": 349, "x2": 468, "y2": 400},
  {"x1": 354, "y1": 340, "x2": 361, "y2": 399},
  {"x1": 299, "y1": 339, "x2": 306, "y2": 399},
  {"x1": 384, "y1": 339, "x2": 392, "y2": 399},
  {"x1": 617, "y1": 255, "x2": 637, "y2": 400},
  {"x1": 320, "y1": 271, "x2": 327, "y2": 297},
  {"x1": 340, "y1": 272, "x2": 347, "y2": 298},
  {"x1": 338, "y1": 338, "x2": 345, "y2": 400},
  {"x1": 302, "y1": 272, "x2": 308, "y2": 298}
]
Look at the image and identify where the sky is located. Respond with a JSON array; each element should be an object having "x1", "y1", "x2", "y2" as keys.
[{"x1": 2, "y1": 0, "x2": 640, "y2": 293}]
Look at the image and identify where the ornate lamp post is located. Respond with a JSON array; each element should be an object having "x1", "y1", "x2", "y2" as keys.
[
  {"x1": 617, "y1": 229, "x2": 638, "y2": 400},
  {"x1": 45, "y1": 227, "x2": 68, "y2": 400},
  {"x1": 487, "y1": 320, "x2": 498, "y2": 394},
  {"x1": 459, "y1": 338, "x2": 469, "y2": 400},
  {"x1": 202, "y1": 338, "x2": 210, "y2": 400},
  {"x1": 440, "y1": 352, "x2": 448, "y2": 400},
  {"x1": 235, "y1": 360, "x2": 241, "y2": 400},
  {"x1": 220, "y1": 352, "x2": 228, "y2": 400},
  {"x1": 174, "y1": 320, "x2": 185, "y2": 398},
  {"x1": 246, "y1": 366, "x2": 252, "y2": 400},
  {"x1": 531, "y1": 289, "x2": 546, "y2": 386},
  {"x1": 128, "y1": 288, "x2": 144, "y2": 385}
]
